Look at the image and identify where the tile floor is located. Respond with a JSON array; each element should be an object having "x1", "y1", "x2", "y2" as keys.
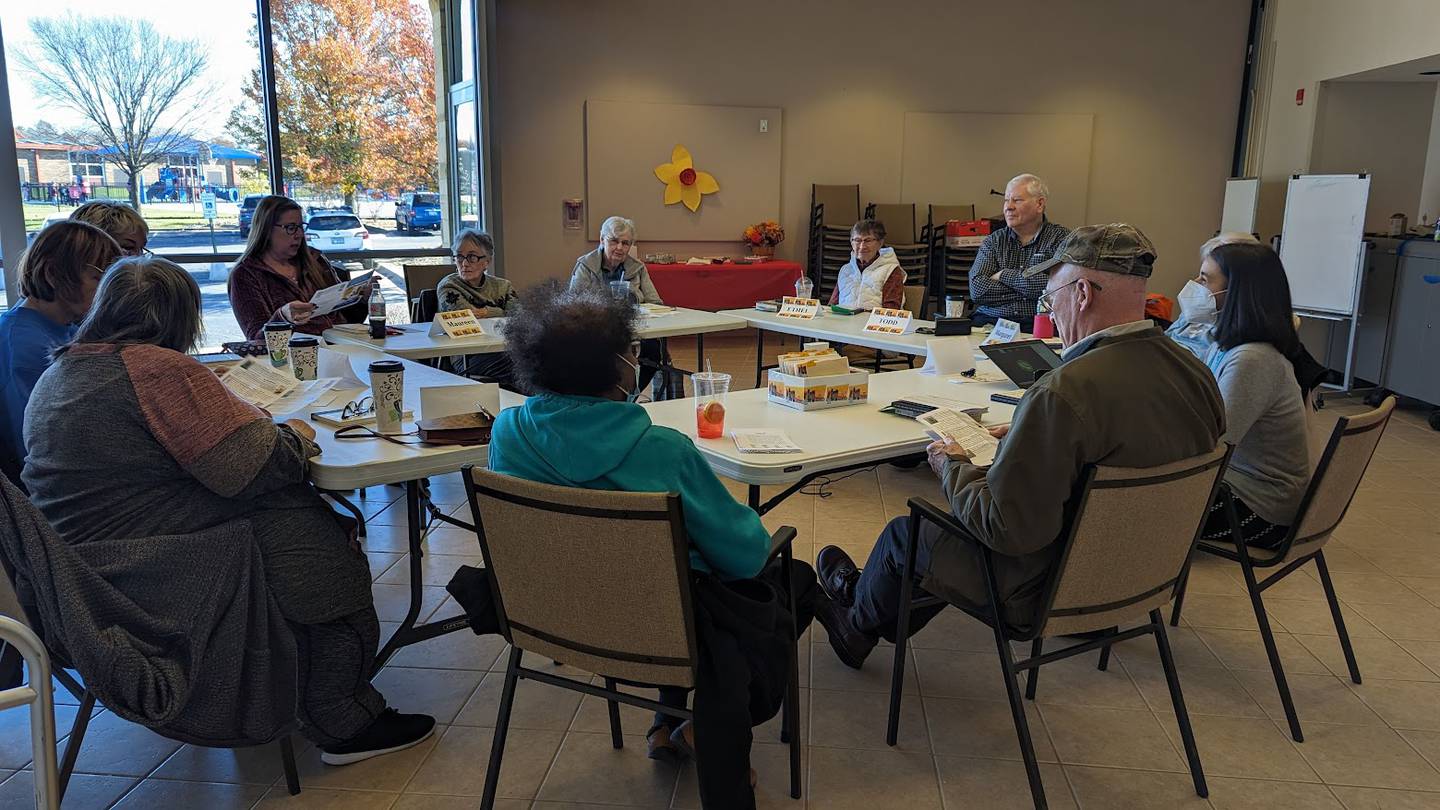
[{"x1": 5, "y1": 331, "x2": 1440, "y2": 809}]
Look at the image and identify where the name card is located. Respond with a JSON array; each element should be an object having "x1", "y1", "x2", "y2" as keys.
[
  {"x1": 979, "y1": 317, "x2": 1020, "y2": 346},
  {"x1": 430, "y1": 309, "x2": 484, "y2": 338},
  {"x1": 863, "y1": 307, "x2": 913, "y2": 335},
  {"x1": 776, "y1": 296, "x2": 821, "y2": 320}
]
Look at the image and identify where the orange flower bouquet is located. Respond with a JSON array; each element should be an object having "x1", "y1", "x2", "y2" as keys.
[{"x1": 743, "y1": 220, "x2": 785, "y2": 257}]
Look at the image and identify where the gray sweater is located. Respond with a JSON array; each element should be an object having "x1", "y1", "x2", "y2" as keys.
[{"x1": 1209, "y1": 342, "x2": 1310, "y2": 525}]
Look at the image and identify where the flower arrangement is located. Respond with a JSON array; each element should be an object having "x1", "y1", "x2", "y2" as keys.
[{"x1": 743, "y1": 220, "x2": 786, "y2": 247}]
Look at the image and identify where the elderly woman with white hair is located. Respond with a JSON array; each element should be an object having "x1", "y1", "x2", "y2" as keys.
[{"x1": 569, "y1": 215, "x2": 670, "y2": 394}]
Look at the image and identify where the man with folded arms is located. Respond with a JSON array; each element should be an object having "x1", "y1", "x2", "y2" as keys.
[
  {"x1": 814, "y1": 224, "x2": 1226, "y2": 666},
  {"x1": 968, "y1": 173, "x2": 1071, "y2": 330}
]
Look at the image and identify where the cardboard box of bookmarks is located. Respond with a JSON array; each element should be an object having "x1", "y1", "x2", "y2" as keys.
[{"x1": 766, "y1": 342, "x2": 869, "y2": 411}]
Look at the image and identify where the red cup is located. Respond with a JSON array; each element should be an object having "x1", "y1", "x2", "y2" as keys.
[{"x1": 1032, "y1": 313, "x2": 1055, "y2": 339}]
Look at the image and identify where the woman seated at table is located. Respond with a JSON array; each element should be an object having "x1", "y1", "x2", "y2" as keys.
[
  {"x1": 1191, "y1": 242, "x2": 1310, "y2": 550},
  {"x1": 22, "y1": 256, "x2": 435, "y2": 764},
  {"x1": 70, "y1": 199, "x2": 150, "y2": 257},
  {"x1": 436, "y1": 227, "x2": 517, "y2": 387},
  {"x1": 0, "y1": 221, "x2": 120, "y2": 481},
  {"x1": 569, "y1": 215, "x2": 669, "y2": 396},
  {"x1": 829, "y1": 218, "x2": 905, "y2": 311},
  {"x1": 489, "y1": 282, "x2": 819, "y2": 776},
  {"x1": 228, "y1": 195, "x2": 370, "y2": 340}
]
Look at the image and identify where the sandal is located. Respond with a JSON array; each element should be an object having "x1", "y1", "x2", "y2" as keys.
[{"x1": 646, "y1": 724, "x2": 682, "y2": 763}]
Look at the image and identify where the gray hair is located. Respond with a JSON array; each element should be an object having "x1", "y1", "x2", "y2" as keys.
[
  {"x1": 1199, "y1": 231, "x2": 1258, "y2": 261},
  {"x1": 1007, "y1": 173, "x2": 1050, "y2": 200},
  {"x1": 68, "y1": 256, "x2": 203, "y2": 354},
  {"x1": 600, "y1": 215, "x2": 636, "y2": 241}
]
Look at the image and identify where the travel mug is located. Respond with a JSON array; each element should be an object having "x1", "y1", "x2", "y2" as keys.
[
  {"x1": 263, "y1": 321, "x2": 293, "y2": 368},
  {"x1": 368, "y1": 360, "x2": 406, "y2": 434},
  {"x1": 289, "y1": 336, "x2": 319, "y2": 380}
]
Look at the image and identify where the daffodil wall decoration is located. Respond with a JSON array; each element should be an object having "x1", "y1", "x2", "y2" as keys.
[{"x1": 654, "y1": 145, "x2": 719, "y2": 212}]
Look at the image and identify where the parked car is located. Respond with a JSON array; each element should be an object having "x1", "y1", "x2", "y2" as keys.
[
  {"x1": 27, "y1": 212, "x2": 70, "y2": 245},
  {"x1": 395, "y1": 191, "x2": 440, "y2": 233},
  {"x1": 305, "y1": 210, "x2": 369, "y2": 254},
  {"x1": 238, "y1": 194, "x2": 266, "y2": 238}
]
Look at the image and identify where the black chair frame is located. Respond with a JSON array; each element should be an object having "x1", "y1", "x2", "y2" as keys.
[
  {"x1": 888, "y1": 454, "x2": 1227, "y2": 809},
  {"x1": 463, "y1": 470, "x2": 803, "y2": 809},
  {"x1": 1168, "y1": 410, "x2": 1389, "y2": 743}
]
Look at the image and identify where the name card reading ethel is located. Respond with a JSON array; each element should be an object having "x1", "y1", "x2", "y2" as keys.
[
  {"x1": 863, "y1": 307, "x2": 913, "y2": 335},
  {"x1": 776, "y1": 296, "x2": 821, "y2": 319}
]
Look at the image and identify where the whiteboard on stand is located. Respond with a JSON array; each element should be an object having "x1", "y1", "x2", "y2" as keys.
[
  {"x1": 1278, "y1": 174, "x2": 1371, "y2": 316},
  {"x1": 1220, "y1": 177, "x2": 1260, "y2": 234}
]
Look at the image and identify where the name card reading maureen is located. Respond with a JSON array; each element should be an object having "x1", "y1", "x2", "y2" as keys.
[
  {"x1": 431, "y1": 309, "x2": 484, "y2": 338},
  {"x1": 776, "y1": 296, "x2": 821, "y2": 319},
  {"x1": 863, "y1": 307, "x2": 913, "y2": 335}
]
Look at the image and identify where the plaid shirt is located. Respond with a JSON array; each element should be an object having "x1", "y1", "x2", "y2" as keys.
[{"x1": 968, "y1": 218, "x2": 1071, "y2": 320}]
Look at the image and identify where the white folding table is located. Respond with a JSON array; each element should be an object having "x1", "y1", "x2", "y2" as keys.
[
  {"x1": 643, "y1": 366, "x2": 1017, "y2": 514},
  {"x1": 284, "y1": 342, "x2": 525, "y2": 665}
]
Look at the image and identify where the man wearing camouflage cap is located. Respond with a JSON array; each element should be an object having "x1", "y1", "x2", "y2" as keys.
[{"x1": 814, "y1": 224, "x2": 1226, "y2": 667}]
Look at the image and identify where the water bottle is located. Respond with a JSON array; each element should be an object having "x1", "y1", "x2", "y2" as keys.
[
  {"x1": 795, "y1": 276, "x2": 814, "y2": 300},
  {"x1": 368, "y1": 283, "x2": 386, "y2": 339}
]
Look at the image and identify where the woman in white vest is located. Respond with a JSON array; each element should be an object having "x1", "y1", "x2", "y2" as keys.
[{"x1": 829, "y1": 219, "x2": 905, "y2": 310}]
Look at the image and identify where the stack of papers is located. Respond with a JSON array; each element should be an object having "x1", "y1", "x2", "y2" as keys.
[
  {"x1": 775, "y1": 344, "x2": 849, "y2": 376},
  {"x1": 732, "y1": 429, "x2": 803, "y2": 454}
]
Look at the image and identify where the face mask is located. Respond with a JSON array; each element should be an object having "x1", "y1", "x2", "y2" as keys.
[
  {"x1": 615, "y1": 354, "x2": 642, "y2": 402},
  {"x1": 1178, "y1": 280, "x2": 1221, "y2": 323}
]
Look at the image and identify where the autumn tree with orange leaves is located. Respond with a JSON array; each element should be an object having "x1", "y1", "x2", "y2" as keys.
[{"x1": 229, "y1": 0, "x2": 437, "y2": 208}]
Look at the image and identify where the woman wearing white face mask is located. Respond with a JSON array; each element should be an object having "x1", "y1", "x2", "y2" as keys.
[{"x1": 1167, "y1": 232, "x2": 1252, "y2": 359}]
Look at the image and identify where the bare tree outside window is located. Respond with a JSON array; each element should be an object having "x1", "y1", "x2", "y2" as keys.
[{"x1": 20, "y1": 14, "x2": 213, "y2": 208}]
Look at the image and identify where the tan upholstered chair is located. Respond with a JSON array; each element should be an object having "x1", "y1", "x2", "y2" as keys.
[
  {"x1": 1170, "y1": 396, "x2": 1396, "y2": 743},
  {"x1": 463, "y1": 467, "x2": 803, "y2": 809},
  {"x1": 888, "y1": 446, "x2": 1231, "y2": 809},
  {"x1": 809, "y1": 185, "x2": 862, "y2": 299}
]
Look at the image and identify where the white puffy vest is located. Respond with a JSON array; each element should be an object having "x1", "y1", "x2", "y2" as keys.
[{"x1": 834, "y1": 247, "x2": 903, "y2": 310}]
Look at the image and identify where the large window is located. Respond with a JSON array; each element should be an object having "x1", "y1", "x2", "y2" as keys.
[{"x1": 1, "y1": 0, "x2": 465, "y2": 341}]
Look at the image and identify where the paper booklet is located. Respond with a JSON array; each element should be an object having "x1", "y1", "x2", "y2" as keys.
[
  {"x1": 220, "y1": 357, "x2": 338, "y2": 412},
  {"x1": 914, "y1": 407, "x2": 998, "y2": 466},
  {"x1": 731, "y1": 429, "x2": 803, "y2": 454},
  {"x1": 309, "y1": 271, "x2": 374, "y2": 316}
]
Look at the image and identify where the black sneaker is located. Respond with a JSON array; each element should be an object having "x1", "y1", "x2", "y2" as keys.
[
  {"x1": 813, "y1": 594, "x2": 877, "y2": 670},
  {"x1": 321, "y1": 709, "x2": 436, "y2": 765},
  {"x1": 816, "y1": 546, "x2": 861, "y2": 608}
]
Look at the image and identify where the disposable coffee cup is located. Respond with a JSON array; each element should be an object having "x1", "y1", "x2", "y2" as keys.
[
  {"x1": 945, "y1": 296, "x2": 966, "y2": 318},
  {"x1": 368, "y1": 360, "x2": 406, "y2": 434},
  {"x1": 289, "y1": 336, "x2": 319, "y2": 380},
  {"x1": 263, "y1": 321, "x2": 293, "y2": 368}
]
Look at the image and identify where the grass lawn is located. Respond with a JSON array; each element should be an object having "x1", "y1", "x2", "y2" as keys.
[{"x1": 25, "y1": 203, "x2": 237, "y2": 231}]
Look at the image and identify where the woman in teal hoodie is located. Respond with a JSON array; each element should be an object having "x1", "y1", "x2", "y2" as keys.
[{"x1": 488, "y1": 282, "x2": 779, "y2": 763}]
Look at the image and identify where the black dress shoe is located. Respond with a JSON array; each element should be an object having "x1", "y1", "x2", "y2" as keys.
[
  {"x1": 816, "y1": 545, "x2": 861, "y2": 608},
  {"x1": 814, "y1": 593, "x2": 877, "y2": 669}
]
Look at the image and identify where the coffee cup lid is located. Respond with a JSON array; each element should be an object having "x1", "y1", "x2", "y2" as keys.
[
  {"x1": 264, "y1": 321, "x2": 292, "y2": 331},
  {"x1": 289, "y1": 336, "x2": 319, "y2": 346},
  {"x1": 368, "y1": 360, "x2": 404, "y2": 373}
]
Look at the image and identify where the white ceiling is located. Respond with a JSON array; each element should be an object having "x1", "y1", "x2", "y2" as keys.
[{"x1": 1333, "y1": 53, "x2": 1440, "y2": 82}]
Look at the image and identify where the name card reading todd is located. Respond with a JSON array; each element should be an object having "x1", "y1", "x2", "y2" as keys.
[
  {"x1": 863, "y1": 307, "x2": 913, "y2": 335},
  {"x1": 776, "y1": 296, "x2": 821, "y2": 320},
  {"x1": 430, "y1": 309, "x2": 484, "y2": 338}
]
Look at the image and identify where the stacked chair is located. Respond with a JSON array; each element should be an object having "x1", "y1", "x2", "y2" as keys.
[
  {"x1": 864, "y1": 202, "x2": 931, "y2": 316},
  {"x1": 807, "y1": 184, "x2": 861, "y2": 301},
  {"x1": 920, "y1": 204, "x2": 979, "y2": 315}
]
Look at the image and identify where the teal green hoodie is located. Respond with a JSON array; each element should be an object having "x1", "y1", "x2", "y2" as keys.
[{"x1": 488, "y1": 392, "x2": 771, "y2": 580}]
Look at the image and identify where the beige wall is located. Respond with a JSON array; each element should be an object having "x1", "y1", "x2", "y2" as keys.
[
  {"x1": 492, "y1": 0, "x2": 1250, "y2": 297},
  {"x1": 1310, "y1": 81, "x2": 1438, "y2": 233},
  {"x1": 1421, "y1": 86, "x2": 1440, "y2": 225},
  {"x1": 1251, "y1": 0, "x2": 1440, "y2": 238}
]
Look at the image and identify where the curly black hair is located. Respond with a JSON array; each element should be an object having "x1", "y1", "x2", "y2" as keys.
[{"x1": 501, "y1": 280, "x2": 638, "y2": 395}]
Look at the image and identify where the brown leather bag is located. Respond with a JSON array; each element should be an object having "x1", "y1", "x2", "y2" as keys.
[{"x1": 416, "y1": 411, "x2": 494, "y2": 445}]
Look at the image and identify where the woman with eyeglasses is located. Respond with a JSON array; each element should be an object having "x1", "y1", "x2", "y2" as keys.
[
  {"x1": 70, "y1": 199, "x2": 151, "y2": 257},
  {"x1": 568, "y1": 215, "x2": 672, "y2": 397},
  {"x1": 22, "y1": 255, "x2": 436, "y2": 764},
  {"x1": 0, "y1": 220, "x2": 121, "y2": 479},
  {"x1": 435, "y1": 228, "x2": 517, "y2": 386},
  {"x1": 829, "y1": 219, "x2": 905, "y2": 311},
  {"x1": 228, "y1": 195, "x2": 371, "y2": 340}
]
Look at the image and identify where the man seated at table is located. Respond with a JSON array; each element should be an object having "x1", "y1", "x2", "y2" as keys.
[
  {"x1": 968, "y1": 173, "x2": 1071, "y2": 330},
  {"x1": 569, "y1": 215, "x2": 670, "y2": 397},
  {"x1": 811, "y1": 224, "x2": 1225, "y2": 667},
  {"x1": 829, "y1": 219, "x2": 905, "y2": 310}
]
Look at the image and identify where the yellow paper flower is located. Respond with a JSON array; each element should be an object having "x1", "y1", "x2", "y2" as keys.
[{"x1": 654, "y1": 145, "x2": 719, "y2": 212}]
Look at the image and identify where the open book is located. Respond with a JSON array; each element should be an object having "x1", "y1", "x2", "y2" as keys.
[{"x1": 915, "y1": 407, "x2": 998, "y2": 466}]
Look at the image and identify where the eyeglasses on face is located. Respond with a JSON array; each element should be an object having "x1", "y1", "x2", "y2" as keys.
[
  {"x1": 453, "y1": 252, "x2": 490, "y2": 266},
  {"x1": 1037, "y1": 277, "x2": 1102, "y2": 313},
  {"x1": 603, "y1": 236, "x2": 634, "y2": 248},
  {"x1": 850, "y1": 236, "x2": 879, "y2": 246},
  {"x1": 274, "y1": 222, "x2": 306, "y2": 235}
]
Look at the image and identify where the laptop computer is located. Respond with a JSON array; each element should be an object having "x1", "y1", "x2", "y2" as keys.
[{"x1": 979, "y1": 339, "x2": 1063, "y2": 405}]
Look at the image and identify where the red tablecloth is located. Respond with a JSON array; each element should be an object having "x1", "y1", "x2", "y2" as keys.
[{"x1": 647, "y1": 261, "x2": 804, "y2": 311}]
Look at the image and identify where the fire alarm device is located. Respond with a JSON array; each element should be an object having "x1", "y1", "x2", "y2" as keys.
[
  {"x1": 562, "y1": 198, "x2": 583, "y2": 230},
  {"x1": 1295, "y1": 88, "x2": 1304, "y2": 106}
]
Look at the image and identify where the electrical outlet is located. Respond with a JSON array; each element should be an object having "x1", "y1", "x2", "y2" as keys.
[{"x1": 759, "y1": 118, "x2": 768, "y2": 133}]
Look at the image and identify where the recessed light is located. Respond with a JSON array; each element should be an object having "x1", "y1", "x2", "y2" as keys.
[{"x1": 1421, "y1": 70, "x2": 1440, "y2": 75}]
